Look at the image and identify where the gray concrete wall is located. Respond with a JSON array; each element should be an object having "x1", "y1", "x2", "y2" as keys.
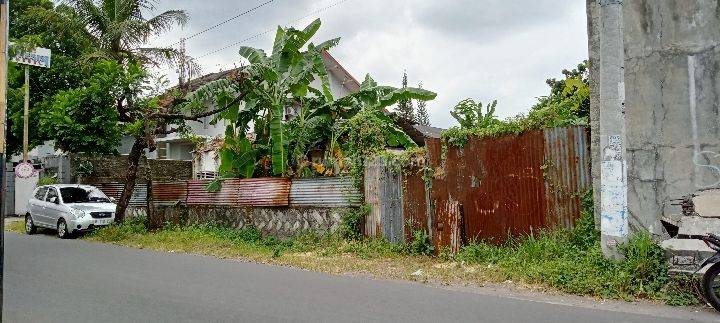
[
  {"x1": 151, "y1": 206, "x2": 347, "y2": 238},
  {"x1": 589, "y1": 1, "x2": 720, "y2": 234}
]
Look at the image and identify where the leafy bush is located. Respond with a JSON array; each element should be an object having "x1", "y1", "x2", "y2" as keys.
[
  {"x1": 441, "y1": 62, "x2": 590, "y2": 147},
  {"x1": 339, "y1": 205, "x2": 370, "y2": 240},
  {"x1": 408, "y1": 229, "x2": 434, "y2": 256},
  {"x1": 452, "y1": 201, "x2": 698, "y2": 304}
]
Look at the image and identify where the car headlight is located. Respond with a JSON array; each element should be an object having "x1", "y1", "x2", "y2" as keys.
[{"x1": 71, "y1": 209, "x2": 86, "y2": 218}]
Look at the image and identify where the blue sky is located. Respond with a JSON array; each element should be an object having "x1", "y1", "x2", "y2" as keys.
[{"x1": 149, "y1": 0, "x2": 589, "y2": 128}]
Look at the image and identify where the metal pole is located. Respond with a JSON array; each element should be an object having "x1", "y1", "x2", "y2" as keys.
[
  {"x1": 0, "y1": 1, "x2": 10, "y2": 319},
  {"x1": 22, "y1": 65, "x2": 28, "y2": 162}
]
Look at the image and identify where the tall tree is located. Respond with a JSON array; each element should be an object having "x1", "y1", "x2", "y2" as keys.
[
  {"x1": 7, "y1": 0, "x2": 94, "y2": 155},
  {"x1": 395, "y1": 71, "x2": 415, "y2": 122},
  {"x1": 25, "y1": 0, "x2": 199, "y2": 221},
  {"x1": 415, "y1": 82, "x2": 430, "y2": 126}
]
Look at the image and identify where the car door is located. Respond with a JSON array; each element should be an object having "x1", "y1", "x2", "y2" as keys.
[
  {"x1": 28, "y1": 187, "x2": 48, "y2": 226},
  {"x1": 44, "y1": 187, "x2": 63, "y2": 226}
]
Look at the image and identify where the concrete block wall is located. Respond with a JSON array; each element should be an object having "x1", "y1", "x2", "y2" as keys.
[
  {"x1": 588, "y1": 0, "x2": 720, "y2": 234},
  {"x1": 151, "y1": 206, "x2": 346, "y2": 238}
]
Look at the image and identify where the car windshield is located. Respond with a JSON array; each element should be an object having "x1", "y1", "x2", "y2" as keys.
[{"x1": 60, "y1": 187, "x2": 111, "y2": 203}]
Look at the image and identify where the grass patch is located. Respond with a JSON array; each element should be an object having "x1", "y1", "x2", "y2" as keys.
[
  {"x1": 6, "y1": 220, "x2": 24, "y2": 233},
  {"x1": 452, "y1": 211, "x2": 699, "y2": 305}
]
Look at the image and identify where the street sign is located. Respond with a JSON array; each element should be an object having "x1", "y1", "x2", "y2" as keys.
[{"x1": 11, "y1": 46, "x2": 51, "y2": 68}]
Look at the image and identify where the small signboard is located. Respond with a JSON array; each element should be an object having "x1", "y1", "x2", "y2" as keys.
[{"x1": 11, "y1": 46, "x2": 51, "y2": 68}]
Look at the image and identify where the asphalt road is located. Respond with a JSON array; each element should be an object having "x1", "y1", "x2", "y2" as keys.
[{"x1": 3, "y1": 232, "x2": 718, "y2": 323}]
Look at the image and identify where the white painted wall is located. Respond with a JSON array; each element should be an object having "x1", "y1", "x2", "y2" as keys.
[{"x1": 15, "y1": 173, "x2": 38, "y2": 216}]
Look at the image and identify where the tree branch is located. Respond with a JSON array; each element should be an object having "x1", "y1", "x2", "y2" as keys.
[{"x1": 152, "y1": 80, "x2": 257, "y2": 121}]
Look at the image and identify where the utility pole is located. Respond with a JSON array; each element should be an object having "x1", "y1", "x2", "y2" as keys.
[
  {"x1": 598, "y1": 0, "x2": 628, "y2": 259},
  {"x1": 0, "y1": 0, "x2": 9, "y2": 318}
]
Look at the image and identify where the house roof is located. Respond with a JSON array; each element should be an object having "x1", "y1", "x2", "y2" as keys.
[{"x1": 176, "y1": 51, "x2": 360, "y2": 94}]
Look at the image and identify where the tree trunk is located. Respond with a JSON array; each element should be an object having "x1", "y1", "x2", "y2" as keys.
[{"x1": 115, "y1": 137, "x2": 147, "y2": 223}]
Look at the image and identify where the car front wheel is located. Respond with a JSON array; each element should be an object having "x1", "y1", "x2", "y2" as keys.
[
  {"x1": 57, "y1": 219, "x2": 71, "y2": 239},
  {"x1": 25, "y1": 215, "x2": 36, "y2": 235}
]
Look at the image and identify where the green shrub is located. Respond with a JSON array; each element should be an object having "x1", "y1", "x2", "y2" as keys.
[
  {"x1": 339, "y1": 205, "x2": 370, "y2": 239},
  {"x1": 408, "y1": 229, "x2": 434, "y2": 256}
]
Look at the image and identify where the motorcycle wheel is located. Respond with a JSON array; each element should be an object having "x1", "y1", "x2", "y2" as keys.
[{"x1": 702, "y1": 262, "x2": 720, "y2": 311}]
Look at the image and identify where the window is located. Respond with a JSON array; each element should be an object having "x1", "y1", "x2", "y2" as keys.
[
  {"x1": 60, "y1": 187, "x2": 110, "y2": 204},
  {"x1": 157, "y1": 143, "x2": 167, "y2": 159},
  {"x1": 45, "y1": 188, "x2": 58, "y2": 202},
  {"x1": 34, "y1": 187, "x2": 48, "y2": 200}
]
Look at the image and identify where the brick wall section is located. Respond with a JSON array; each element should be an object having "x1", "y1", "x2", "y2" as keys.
[{"x1": 66, "y1": 154, "x2": 192, "y2": 184}]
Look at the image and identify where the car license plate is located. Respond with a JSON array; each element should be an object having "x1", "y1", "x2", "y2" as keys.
[{"x1": 95, "y1": 219, "x2": 111, "y2": 225}]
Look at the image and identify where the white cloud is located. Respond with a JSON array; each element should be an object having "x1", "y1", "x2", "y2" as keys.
[{"x1": 149, "y1": 0, "x2": 589, "y2": 128}]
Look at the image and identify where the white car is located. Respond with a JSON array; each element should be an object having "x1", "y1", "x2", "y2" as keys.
[{"x1": 25, "y1": 184, "x2": 117, "y2": 238}]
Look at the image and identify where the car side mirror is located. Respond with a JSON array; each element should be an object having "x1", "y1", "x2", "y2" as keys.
[{"x1": 49, "y1": 197, "x2": 59, "y2": 204}]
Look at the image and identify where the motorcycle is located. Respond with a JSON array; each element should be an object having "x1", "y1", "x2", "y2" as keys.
[{"x1": 684, "y1": 233, "x2": 720, "y2": 311}]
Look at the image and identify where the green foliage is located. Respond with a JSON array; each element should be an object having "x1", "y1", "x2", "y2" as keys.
[
  {"x1": 441, "y1": 62, "x2": 590, "y2": 147},
  {"x1": 450, "y1": 98, "x2": 498, "y2": 129},
  {"x1": 339, "y1": 205, "x2": 370, "y2": 240},
  {"x1": 408, "y1": 229, "x2": 434, "y2": 256},
  {"x1": 37, "y1": 175, "x2": 57, "y2": 186},
  {"x1": 415, "y1": 82, "x2": 430, "y2": 126},
  {"x1": 184, "y1": 19, "x2": 436, "y2": 180},
  {"x1": 89, "y1": 215, "x2": 149, "y2": 242},
  {"x1": 395, "y1": 71, "x2": 415, "y2": 122},
  {"x1": 38, "y1": 60, "x2": 144, "y2": 154},
  {"x1": 451, "y1": 194, "x2": 697, "y2": 305}
]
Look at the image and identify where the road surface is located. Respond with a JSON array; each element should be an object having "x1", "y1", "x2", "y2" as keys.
[{"x1": 4, "y1": 232, "x2": 718, "y2": 322}]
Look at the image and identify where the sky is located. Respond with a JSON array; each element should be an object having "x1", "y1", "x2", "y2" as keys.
[{"x1": 149, "y1": 0, "x2": 589, "y2": 129}]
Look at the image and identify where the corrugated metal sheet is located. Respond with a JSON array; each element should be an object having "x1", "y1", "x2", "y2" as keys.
[
  {"x1": 364, "y1": 158, "x2": 404, "y2": 243},
  {"x1": 402, "y1": 165, "x2": 429, "y2": 241},
  {"x1": 364, "y1": 161, "x2": 382, "y2": 238},
  {"x1": 289, "y1": 177, "x2": 362, "y2": 207},
  {"x1": 411, "y1": 126, "x2": 591, "y2": 250},
  {"x1": 152, "y1": 181, "x2": 187, "y2": 206},
  {"x1": 543, "y1": 126, "x2": 591, "y2": 228},
  {"x1": 186, "y1": 178, "x2": 290, "y2": 207},
  {"x1": 95, "y1": 182, "x2": 147, "y2": 207}
]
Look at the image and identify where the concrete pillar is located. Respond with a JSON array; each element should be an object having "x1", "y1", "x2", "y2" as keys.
[{"x1": 598, "y1": 0, "x2": 628, "y2": 259}]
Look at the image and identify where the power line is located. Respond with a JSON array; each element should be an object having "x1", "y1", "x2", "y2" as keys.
[
  {"x1": 192, "y1": 0, "x2": 351, "y2": 63},
  {"x1": 169, "y1": 0, "x2": 277, "y2": 47}
]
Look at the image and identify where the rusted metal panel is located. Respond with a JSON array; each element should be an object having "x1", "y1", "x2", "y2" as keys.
[
  {"x1": 152, "y1": 181, "x2": 187, "y2": 206},
  {"x1": 543, "y1": 126, "x2": 592, "y2": 228},
  {"x1": 434, "y1": 199, "x2": 463, "y2": 253},
  {"x1": 186, "y1": 178, "x2": 290, "y2": 207},
  {"x1": 289, "y1": 177, "x2": 361, "y2": 207},
  {"x1": 94, "y1": 182, "x2": 147, "y2": 207},
  {"x1": 402, "y1": 165, "x2": 429, "y2": 241}
]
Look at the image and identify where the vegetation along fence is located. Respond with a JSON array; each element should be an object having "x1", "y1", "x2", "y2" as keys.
[
  {"x1": 369, "y1": 126, "x2": 591, "y2": 252},
  {"x1": 149, "y1": 177, "x2": 362, "y2": 237}
]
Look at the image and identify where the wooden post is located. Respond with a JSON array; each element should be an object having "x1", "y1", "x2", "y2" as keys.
[{"x1": 23, "y1": 65, "x2": 28, "y2": 161}]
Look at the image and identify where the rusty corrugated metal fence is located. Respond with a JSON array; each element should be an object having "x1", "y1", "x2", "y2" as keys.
[
  {"x1": 152, "y1": 177, "x2": 360, "y2": 208},
  {"x1": 386, "y1": 126, "x2": 591, "y2": 251}
]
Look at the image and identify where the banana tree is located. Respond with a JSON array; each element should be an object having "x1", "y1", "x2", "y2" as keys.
[
  {"x1": 330, "y1": 74, "x2": 437, "y2": 148},
  {"x1": 227, "y1": 19, "x2": 338, "y2": 176}
]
